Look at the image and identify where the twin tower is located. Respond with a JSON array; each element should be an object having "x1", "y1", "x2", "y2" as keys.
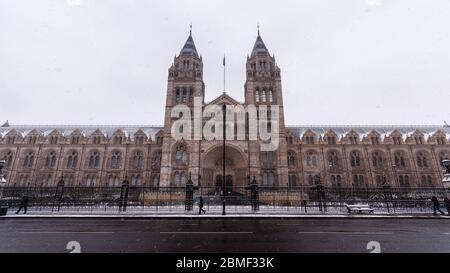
[{"x1": 159, "y1": 28, "x2": 288, "y2": 188}]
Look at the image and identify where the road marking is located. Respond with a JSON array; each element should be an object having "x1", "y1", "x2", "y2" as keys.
[
  {"x1": 297, "y1": 231, "x2": 393, "y2": 235},
  {"x1": 442, "y1": 232, "x2": 450, "y2": 235},
  {"x1": 20, "y1": 231, "x2": 115, "y2": 234},
  {"x1": 160, "y1": 231, "x2": 253, "y2": 234}
]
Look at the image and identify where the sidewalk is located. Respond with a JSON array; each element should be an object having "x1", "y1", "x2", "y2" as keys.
[{"x1": 2, "y1": 205, "x2": 449, "y2": 219}]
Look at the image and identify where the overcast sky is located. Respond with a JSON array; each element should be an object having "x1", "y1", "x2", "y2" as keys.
[{"x1": 1, "y1": 0, "x2": 449, "y2": 126}]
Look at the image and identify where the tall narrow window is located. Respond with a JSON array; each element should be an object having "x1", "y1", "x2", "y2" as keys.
[
  {"x1": 328, "y1": 151, "x2": 339, "y2": 168},
  {"x1": 174, "y1": 172, "x2": 183, "y2": 187},
  {"x1": 353, "y1": 175, "x2": 365, "y2": 187},
  {"x1": 287, "y1": 152, "x2": 296, "y2": 168},
  {"x1": 288, "y1": 175, "x2": 297, "y2": 188},
  {"x1": 153, "y1": 174, "x2": 160, "y2": 188},
  {"x1": 23, "y1": 151, "x2": 35, "y2": 168},
  {"x1": 67, "y1": 151, "x2": 78, "y2": 169},
  {"x1": 268, "y1": 89, "x2": 273, "y2": 102},
  {"x1": 306, "y1": 151, "x2": 317, "y2": 167},
  {"x1": 107, "y1": 175, "x2": 118, "y2": 187},
  {"x1": 110, "y1": 151, "x2": 122, "y2": 169},
  {"x1": 2, "y1": 151, "x2": 14, "y2": 167},
  {"x1": 372, "y1": 151, "x2": 383, "y2": 169},
  {"x1": 267, "y1": 172, "x2": 275, "y2": 186},
  {"x1": 45, "y1": 151, "x2": 57, "y2": 168},
  {"x1": 86, "y1": 175, "x2": 98, "y2": 187},
  {"x1": 175, "y1": 88, "x2": 180, "y2": 102},
  {"x1": 350, "y1": 151, "x2": 362, "y2": 167},
  {"x1": 182, "y1": 88, "x2": 187, "y2": 103},
  {"x1": 132, "y1": 151, "x2": 144, "y2": 169},
  {"x1": 43, "y1": 174, "x2": 53, "y2": 187},
  {"x1": 255, "y1": 90, "x2": 260, "y2": 103},
  {"x1": 189, "y1": 88, "x2": 193, "y2": 103},
  {"x1": 175, "y1": 145, "x2": 187, "y2": 164},
  {"x1": 88, "y1": 151, "x2": 101, "y2": 168},
  {"x1": 394, "y1": 151, "x2": 407, "y2": 168},
  {"x1": 416, "y1": 152, "x2": 428, "y2": 168},
  {"x1": 131, "y1": 175, "x2": 141, "y2": 186},
  {"x1": 261, "y1": 89, "x2": 266, "y2": 102},
  {"x1": 262, "y1": 151, "x2": 274, "y2": 164}
]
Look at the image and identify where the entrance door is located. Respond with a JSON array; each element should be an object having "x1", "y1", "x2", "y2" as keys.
[
  {"x1": 215, "y1": 175, "x2": 233, "y2": 195},
  {"x1": 225, "y1": 175, "x2": 233, "y2": 194},
  {"x1": 215, "y1": 175, "x2": 223, "y2": 192}
]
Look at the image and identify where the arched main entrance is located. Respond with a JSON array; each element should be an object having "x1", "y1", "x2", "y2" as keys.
[{"x1": 201, "y1": 144, "x2": 247, "y2": 193}]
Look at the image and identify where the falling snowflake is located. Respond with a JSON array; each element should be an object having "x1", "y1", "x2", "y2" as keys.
[
  {"x1": 67, "y1": 0, "x2": 81, "y2": 6},
  {"x1": 367, "y1": 0, "x2": 383, "y2": 6}
]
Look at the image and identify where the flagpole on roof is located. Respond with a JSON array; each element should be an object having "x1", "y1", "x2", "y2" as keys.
[{"x1": 223, "y1": 54, "x2": 226, "y2": 94}]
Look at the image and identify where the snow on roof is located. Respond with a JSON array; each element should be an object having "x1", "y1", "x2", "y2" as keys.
[
  {"x1": 0, "y1": 125, "x2": 163, "y2": 140},
  {"x1": 286, "y1": 125, "x2": 450, "y2": 139},
  {"x1": 1, "y1": 125, "x2": 448, "y2": 141}
]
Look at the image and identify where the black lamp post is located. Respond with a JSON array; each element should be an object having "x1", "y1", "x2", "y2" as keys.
[
  {"x1": 337, "y1": 181, "x2": 342, "y2": 210},
  {"x1": 52, "y1": 175, "x2": 65, "y2": 212},
  {"x1": 222, "y1": 104, "x2": 226, "y2": 216},
  {"x1": 382, "y1": 176, "x2": 391, "y2": 213}
]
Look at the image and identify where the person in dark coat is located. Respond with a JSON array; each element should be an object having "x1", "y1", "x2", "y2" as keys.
[
  {"x1": 15, "y1": 195, "x2": 29, "y2": 214},
  {"x1": 444, "y1": 197, "x2": 450, "y2": 216},
  {"x1": 431, "y1": 196, "x2": 445, "y2": 215},
  {"x1": 198, "y1": 196, "x2": 206, "y2": 215}
]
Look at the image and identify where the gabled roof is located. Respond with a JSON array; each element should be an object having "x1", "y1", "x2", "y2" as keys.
[{"x1": 206, "y1": 93, "x2": 243, "y2": 106}]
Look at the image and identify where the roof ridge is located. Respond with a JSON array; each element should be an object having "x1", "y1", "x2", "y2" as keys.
[
  {"x1": 0, "y1": 125, "x2": 163, "y2": 128},
  {"x1": 286, "y1": 125, "x2": 444, "y2": 128}
]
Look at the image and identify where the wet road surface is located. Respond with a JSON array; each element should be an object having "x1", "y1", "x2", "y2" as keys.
[{"x1": 0, "y1": 218, "x2": 449, "y2": 253}]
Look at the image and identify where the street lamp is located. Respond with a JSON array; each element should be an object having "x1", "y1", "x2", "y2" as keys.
[
  {"x1": 337, "y1": 180, "x2": 342, "y2": 210},
  {"x1": 382, "y1": 176, "x2": 391, "y2": 213},
  {"x1": 222, "y1": 104, "x2": 226, "y2": 216}
]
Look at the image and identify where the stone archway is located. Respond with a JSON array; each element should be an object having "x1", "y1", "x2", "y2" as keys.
[{"x1": 201, "y1": 144, "x2": 247, "y2": 191}]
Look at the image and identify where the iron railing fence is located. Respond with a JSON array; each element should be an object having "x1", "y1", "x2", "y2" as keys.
[{"x1": 0, "y1": 186, "x2": 449, "y2": 214}]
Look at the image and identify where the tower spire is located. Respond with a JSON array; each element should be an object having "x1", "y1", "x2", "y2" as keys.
[
  {"x1": 179, "y1": 25, "x2": 198, "y2": 57},
  {"x1": 250, "y1": 25, "x2": 269, "y2": 57}
]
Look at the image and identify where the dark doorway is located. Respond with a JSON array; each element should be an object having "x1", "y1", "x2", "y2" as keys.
[
  {"x1": 225, "y1": 175, "x2": 233, "y2": 194},
  {"x1": 215, "y1": 175, "x2": 233, "y2": 195},
  {"x1": 215, "y1": 175, "x2": 223, "y2": 193}
]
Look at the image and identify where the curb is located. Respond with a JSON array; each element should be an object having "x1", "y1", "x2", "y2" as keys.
[{"x1": 2, "y1": 214, "x2": 450, "y2": 219}]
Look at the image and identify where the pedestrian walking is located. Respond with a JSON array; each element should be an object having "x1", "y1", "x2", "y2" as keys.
[
  {"x1": 431, "y1": 196, "x2": 445, "y2": 215},
  {"x1": 15, "y1": 195, "x2": 29, "y2": 214},
  {"x1": 444, "y1": 197, "x2": 450, "y2": 216},
  {"x1": 198, "y1": 196, "x2": 206, "y2": 215}
]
